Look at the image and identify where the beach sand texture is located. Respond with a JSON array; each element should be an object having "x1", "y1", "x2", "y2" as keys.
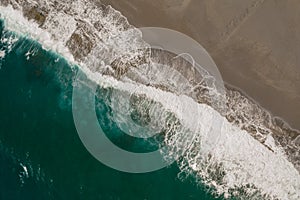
[{"x1": 101, "y1": 0, "x2": 300, "y2": 131}]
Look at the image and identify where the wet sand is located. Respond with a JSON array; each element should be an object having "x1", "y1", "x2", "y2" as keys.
[{"x1": 102, "y1": 0, "x2": 300, "y2": 130}]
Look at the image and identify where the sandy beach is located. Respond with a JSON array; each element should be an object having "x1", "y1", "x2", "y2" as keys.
[
  {"x1": 102, "y1": 0, "x2": 300, "y2": 130},
  {"x1": 0, "y1": 1, "x2": 299, "y2": 198}
]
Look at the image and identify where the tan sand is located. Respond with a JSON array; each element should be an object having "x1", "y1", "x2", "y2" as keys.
[{"x1": 102, "y1": 0, "x2": 300, "y2": 130}]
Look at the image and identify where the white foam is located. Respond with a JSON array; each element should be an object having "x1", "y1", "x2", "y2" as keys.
[
  {"x1": 0, "y1": 3, "x2": 299, "y2": 199},
  {"x1": 42, "y1": 12, "x2": 77, "y2": 44},
  {"x1": 0, "y1": 5, "x2": 75, "y2": 63},
  {"x1": 81, "y1": 65, "x2": 300, "y2": 199},
  {"x1": 0, "y1": 32, "x2": 18, "y2": 58},
  {"x1": 0, "y1": 50, "x2": 5, "y2": 58}
]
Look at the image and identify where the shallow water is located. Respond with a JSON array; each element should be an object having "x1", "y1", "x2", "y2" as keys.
[{"x1": 0, "y1": 21, "x2": 221, "y2": 200}]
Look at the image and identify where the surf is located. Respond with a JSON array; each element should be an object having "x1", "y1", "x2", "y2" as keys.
[{"x1": 1, "y1": 1, "x2": 300, "y2": 199}]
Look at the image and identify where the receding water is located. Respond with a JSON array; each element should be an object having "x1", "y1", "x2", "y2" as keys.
[{"x1": 0, "y1": 21, "x2": 222, "y2": 200}]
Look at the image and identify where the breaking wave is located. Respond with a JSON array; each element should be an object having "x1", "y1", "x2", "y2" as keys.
[{"x1": 0, "y1": 1, "x2": 299, "y2": 199}]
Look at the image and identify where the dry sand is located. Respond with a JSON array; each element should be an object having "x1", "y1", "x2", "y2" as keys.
[{"x1": 102, "y1": 0, "x2": 300, "y2": 130}]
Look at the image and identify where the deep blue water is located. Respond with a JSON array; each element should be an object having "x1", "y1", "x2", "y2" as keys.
[{"x1": 0, "y1": 20, "x2": 222, "y2": 200}]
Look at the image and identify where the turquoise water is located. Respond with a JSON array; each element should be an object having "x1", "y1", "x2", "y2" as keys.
[{"x1": 0, "y1": 21, "x2": 222, "y2": 200}]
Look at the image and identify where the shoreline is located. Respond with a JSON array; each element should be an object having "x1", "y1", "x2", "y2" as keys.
[
  {"x1": 1, "y1": 0, "x2": 299, "y2": 145},
  {"x1": 2, "y1": 0, "x2": 299, "y2": 133},
  {"x1": 224, "y1": 82, "x2": 300, "y2": 136},
  {"x1": 1, "y1": 0, "x2": 299, "y2": 157},
  {"x1": 101, "y1": 0, "x2": 300, "y2": 131},
  {"x1": 0, "y1": 1, "x2": 300, "y2": 198}
]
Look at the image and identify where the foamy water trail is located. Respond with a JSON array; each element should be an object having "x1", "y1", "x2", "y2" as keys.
[
  {"x1": 79, "y1": 66, "x2": 300, "y2": 200},
  {"x1": 1, "y1": 1, "x2": 300, "y2": 199}
]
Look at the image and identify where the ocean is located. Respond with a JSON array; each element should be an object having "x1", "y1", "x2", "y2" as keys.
[
  {"x1": 0, "y1": 20, "x2": 221, "y2": 200},
  {"x1": 1, "y1": 1, "x2": 300, "y2": 199}
]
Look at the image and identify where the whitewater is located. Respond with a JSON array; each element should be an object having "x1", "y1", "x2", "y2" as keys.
[{"x1": 0, "y1": 1, "x2": 299, "y2": 199}]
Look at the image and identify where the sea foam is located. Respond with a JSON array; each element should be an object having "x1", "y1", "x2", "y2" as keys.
[{"x1": 0, "y1": 2, "x2": 299, "y2": 199}]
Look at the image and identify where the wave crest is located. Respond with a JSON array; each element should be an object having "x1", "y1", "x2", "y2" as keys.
[{"x1": 1, "y1": 1, "x2": 300, "y2": 199}]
